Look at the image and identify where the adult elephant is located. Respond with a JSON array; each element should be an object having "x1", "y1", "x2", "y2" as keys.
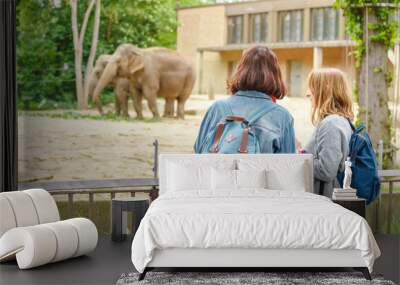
[
  {"x1": 88, "y1": 54, "x2": 137, "y2": 118},
  {"x1": 92, "y1": 44, "x2": 195, "y2": 119}
]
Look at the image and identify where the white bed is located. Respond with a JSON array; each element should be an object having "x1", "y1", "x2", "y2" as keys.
[{"x1": 131, "y1": 154, "x2": 380, "y2": 280}]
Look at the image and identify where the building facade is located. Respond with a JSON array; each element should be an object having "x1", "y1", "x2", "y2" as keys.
[{"x1": 176, "y1": 0, "x2": 356, "y2": 96}]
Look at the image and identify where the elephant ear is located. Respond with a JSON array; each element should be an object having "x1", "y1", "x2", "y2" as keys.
[
  {"x1": 128, "y1": 50, "x2": 144, "y2": 75},
  {"x1": 100, "y1": 59, "x2": 109, "y2": 68},
  {"x1": 97, "y1": 54, "x2": 111, "y2": 68}
]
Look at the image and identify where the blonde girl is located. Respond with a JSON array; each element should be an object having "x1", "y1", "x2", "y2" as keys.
[{"x1": 301, "y1": 68, "x2": 354, "y2": 197}]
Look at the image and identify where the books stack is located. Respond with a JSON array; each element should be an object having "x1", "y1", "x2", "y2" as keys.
[{"x1": 332, "y1": 188, "x2": 358, "y2": 200}]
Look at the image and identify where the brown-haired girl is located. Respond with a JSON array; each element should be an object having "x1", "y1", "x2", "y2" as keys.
[{"x1": 194, "y1": 45, "x2": 295, "y2": 153}]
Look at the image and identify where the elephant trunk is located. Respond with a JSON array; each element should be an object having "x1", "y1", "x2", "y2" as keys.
[
  {"x1": 92, "y1": 60, "x2": 118, "y2": 115},
  {"x1": 87, "y1": 74, "x2": 98, "y2": 100}
]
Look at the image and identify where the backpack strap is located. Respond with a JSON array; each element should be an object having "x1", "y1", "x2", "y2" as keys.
[
  {"x1": 247, "y1": 103, "x2": 278, "y2": 125},
  {"x1": 347, "y1": 119, "x2": 367, "y2": 160},
  {"x1": 238, "y1": 127, "x2": 249, "y2": 153},
  {"x1": 355, "y1": 124, "x2": 366, "y2": 134},
  {"x1": 347, "y1": 119, "x2": 356, "y2": 132},
  {"x1": 347, "y1": 119, "x2": 365, "y2": 134},
  {"x1": 209, "y1": 122, "x2": 225, "y2": 153}
]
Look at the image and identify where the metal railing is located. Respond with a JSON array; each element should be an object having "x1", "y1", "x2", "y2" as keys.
[
  {"x1": 376, "y1": 169, "x2": 400, "y2": 234},
  {"x1": 44, "y1": 183, "x2": 158, "y2": 219},
  {"x1": 18, "y1": 178, "x2": 159, "y2": 223},
  {"x1": 376, "y1": 139, "x2": 400, "y2": 170}
]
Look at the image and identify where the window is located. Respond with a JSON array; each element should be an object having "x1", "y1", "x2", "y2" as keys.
[
  {"x1": 311, "y1": 8, "x2": 340, "y2": 41},
  {"x1": 227, "y1": 15, "x2": 243, "y2": 44},
  {"x1": 279, "y1": 10, "x2": 303, "y2": 42},
  {"x1": 250, "y1": 13, "x2": 268, "y2": 43}
]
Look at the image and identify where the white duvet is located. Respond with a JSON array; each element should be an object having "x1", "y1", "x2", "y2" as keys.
[{"x1": 131, "y1": 190, "x2": 380, "y2": 273}]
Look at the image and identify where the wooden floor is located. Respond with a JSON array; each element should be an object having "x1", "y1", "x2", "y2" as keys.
[{"x1": 0, "y1": 234, "x2": 398, "y2": 285}]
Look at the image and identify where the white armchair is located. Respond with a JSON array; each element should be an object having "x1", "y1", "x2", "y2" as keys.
[{"x1": 0, "y1": 189, "x2": 98, "y2": 269}]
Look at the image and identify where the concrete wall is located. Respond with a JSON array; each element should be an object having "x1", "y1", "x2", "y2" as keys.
[{"x1": 177, "y1": 5, "x2": 226, "y2": 94}]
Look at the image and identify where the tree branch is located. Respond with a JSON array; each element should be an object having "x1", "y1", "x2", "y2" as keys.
[
  {"x1": 84, "y1": 0, "x2": 101, "y2": 101},
  {"x1": 78, "y1": 0, "x2": 95, "y2": 45},
  {"x1": 70, "y1": 0, "x2": 79, "y2": 51}
]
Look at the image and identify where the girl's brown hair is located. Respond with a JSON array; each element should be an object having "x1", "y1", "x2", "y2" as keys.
[
  {"x1": 227, "y1": 46, "x2": 287, "y2": 99},
  {"x1": 308, "y1": 68, "x2": 354, "y2": 125}
]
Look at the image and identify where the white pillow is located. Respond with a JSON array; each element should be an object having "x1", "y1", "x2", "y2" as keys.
[
  {"x1": 211, "y1": 168, "x2": 236, "y2": 191},
  {"x1": 266, "y1": 164, "x2": 306, "y2": 191},
  {"x1": 237, "y1": 158, "x2": 307, "y2": 192},
  {"x1": 236, "y1": 169, "x2": 267, "y2": 189},
  {"x1": 167, "y1": 162, "x2": 211, "y2": 191}
]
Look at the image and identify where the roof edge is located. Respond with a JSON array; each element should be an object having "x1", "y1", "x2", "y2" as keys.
[{"x1": 176, "y1": 0, "x2": 270, "y2": 11}]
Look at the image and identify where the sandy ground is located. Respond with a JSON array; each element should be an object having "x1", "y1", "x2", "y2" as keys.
[{"x1": 17, "y1": 95, "x2": 318, "y2": 182}]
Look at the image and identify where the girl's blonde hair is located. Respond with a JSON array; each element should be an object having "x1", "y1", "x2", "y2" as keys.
[{"x1": 308, "y1": 68, "x2": 354, "y2": 125}]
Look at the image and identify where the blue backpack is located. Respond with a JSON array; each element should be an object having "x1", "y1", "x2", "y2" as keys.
[
  {"x1": 199, "y1": 100, "x2": 277, "y2": 154},
  {"x1": 336, "y1": 121, "x2": 380, "y2": 204}
]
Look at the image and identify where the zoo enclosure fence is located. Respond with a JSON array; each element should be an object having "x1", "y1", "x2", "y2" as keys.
[{"x1": 17, "y1": 140, "x2": 400, "y2": 234}]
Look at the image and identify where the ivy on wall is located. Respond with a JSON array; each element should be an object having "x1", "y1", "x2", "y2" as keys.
[{"x1": 335, "y1": 0, "x2": 399, "y2": 68}]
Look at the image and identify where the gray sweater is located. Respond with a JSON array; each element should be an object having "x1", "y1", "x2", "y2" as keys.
[{"x1": 304, "y1": 115, "x2": 353, "y2": 197}]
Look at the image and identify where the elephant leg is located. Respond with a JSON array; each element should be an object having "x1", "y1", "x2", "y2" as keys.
[
  {"x1": 120, "y1": 93, "x2": 129, "y2": 117},
  {"x1": 116, "y1": 81, "x2": 130, "y2": 117},
  {"x1": 95, "y1": 97, "x2": 104, "y2": 115},
  {"x1": 147, "y1": 97, "x2": 160, "y2": 119},
  {"x1": 163, "y1": 98, "x2": 175, "y2": 118},
  {"x1": 143, "y1": 86, "x2": 160, "y2": 119},
  {"x1": 115, "y1": 94, "x2": 121, "y2": 116},
  {"x1": 176, "y1": 72, "x2": 195, "y2": 120},
  {"x1": 176, "y1": 97, "x2": 187, "y2": 120},
  {"x1": 133, "y1": 92, "x2": 143, "y2": 119}
]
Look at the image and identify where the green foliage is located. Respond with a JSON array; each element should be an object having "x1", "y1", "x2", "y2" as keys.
[
  {"x1": 17, "y1": 0, "x2": 76, "y2": 110},
  {"x1": 17, "y1": 0, "x2": 206, "y2": 110},
  {"x1": 97, "y1": 0, "x2": 210, "y2": 52},
  {"x1": 334, "y1": 0, "x2": 400, "y2": 68}
]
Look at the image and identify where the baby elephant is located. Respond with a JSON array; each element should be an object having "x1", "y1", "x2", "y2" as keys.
[{"x1": 88, "y1": 54, "x2": 139, "y2": 118}]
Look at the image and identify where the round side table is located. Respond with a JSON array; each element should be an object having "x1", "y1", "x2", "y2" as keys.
[{"x1": 111, "y1": 197, "x2": 149, "y2": 242}]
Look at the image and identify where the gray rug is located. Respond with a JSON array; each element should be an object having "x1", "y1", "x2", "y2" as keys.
[{"x1": 116, "y1": 271, "x2": 396, "y2": 285}]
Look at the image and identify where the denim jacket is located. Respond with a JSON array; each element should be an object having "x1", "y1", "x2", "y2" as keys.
[{"x1": 194, "y1": 90, "x2": 296, "y2": 154}]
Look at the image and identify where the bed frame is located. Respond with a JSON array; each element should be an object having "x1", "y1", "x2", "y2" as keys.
[
  {"x1": 138, "y1": 154, "x2": 371, "y2": 281},
  {"x1": 140, "y1": 248, "x2": 371, "y2": 280}
]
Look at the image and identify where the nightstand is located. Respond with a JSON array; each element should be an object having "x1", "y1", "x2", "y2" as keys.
[
  {"x1": 332, "y1": 198, "x2": 366, "y2": 218},
  {"x1": 111, "y1": 197, "x2": 149, "y2": 242}
]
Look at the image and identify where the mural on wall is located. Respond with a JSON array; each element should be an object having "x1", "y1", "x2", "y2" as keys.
[
  {"x1": 16, "y1": 0, "x2": 399, "y2": 235},
  {"x1": 17, "y1": 0, "x2": 399, "y2": 182}
]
